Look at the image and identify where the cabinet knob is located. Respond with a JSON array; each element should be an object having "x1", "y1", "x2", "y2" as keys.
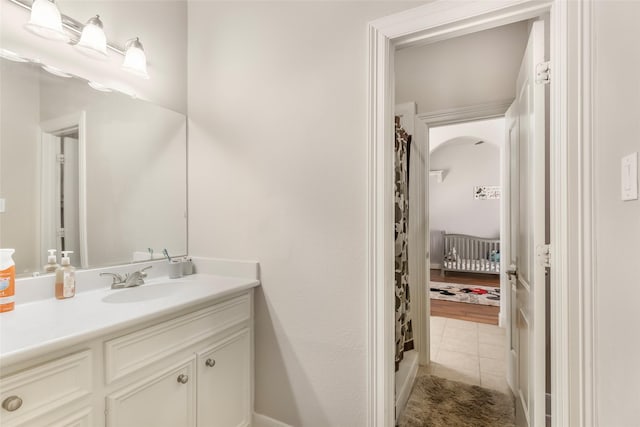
[
  {"x1": 205, "y1": 358, "x2": 216, "y2": 368},
  {"x1": 176, "y1": 374, "x2": 189, "y2": 384},
  {"x1": 2, "y1": 396, "x2": 23, "y2": 412}
]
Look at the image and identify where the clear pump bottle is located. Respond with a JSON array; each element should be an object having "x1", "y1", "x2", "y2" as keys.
[
  {"x1": 55, "y1": 251, "x2": 76, "y2": 299},
  {"x1": 43, "y1": 249, "x2": 59, "y2": 273}
]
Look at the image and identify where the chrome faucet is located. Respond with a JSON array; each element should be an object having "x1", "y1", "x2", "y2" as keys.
[{"x1": 100, "y1": 266, "x2": 152, "y2": 289}]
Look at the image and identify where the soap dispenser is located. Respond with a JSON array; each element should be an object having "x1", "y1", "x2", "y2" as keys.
[
  {"x1": 0, "y1": 249, "x2": 16, "y2": 312},
  {"x1": 43, "y1": 249, "x2": 59, "y2": 273},
  {"x1": 55, "y1": 251, "x2": 76, "y2": 299}
]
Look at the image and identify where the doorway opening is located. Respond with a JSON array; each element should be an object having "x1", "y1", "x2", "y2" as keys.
[
  {"x1": 426, "y1": 117, "x2": 508, "y2": 397},
  {"x1": 367, "y1": 1, "x2": 593, "y2": 427},
  {"x1": 391, "y1": 16, "x2": 550, "y2": 426}
]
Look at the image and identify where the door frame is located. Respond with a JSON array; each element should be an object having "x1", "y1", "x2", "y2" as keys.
[
  {"x1": 365, "y1": 1, "x2": 597, "y2": 426},
  {"x1": 39, "y1": 111, "x2": 89, "y2": 269}
]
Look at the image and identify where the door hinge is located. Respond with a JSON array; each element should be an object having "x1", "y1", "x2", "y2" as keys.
[
  {"x1": 537, "y1": 244, "x2": 551, "y2": 268},
  {"x1": 57, "y1": 228, "x2": 65, "y2": 238},
  {"x1": 56, "y1": 154, "x2": 65, "y2": 164},
  {"x1": 536, "y1": 61, "x2": 551, "y2": 85}
]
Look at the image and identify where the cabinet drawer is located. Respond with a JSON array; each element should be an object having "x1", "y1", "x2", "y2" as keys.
[
  {"x1": 105, "y1": 293, "x2": 250, "y2": 383},
  {"x1": 0, "y1": 350, "x2": 92, "y2": 426}
]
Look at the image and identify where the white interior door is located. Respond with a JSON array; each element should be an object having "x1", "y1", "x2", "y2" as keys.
[{"x1": 507, "y1": 20, "x2": 547, "y2": 427}]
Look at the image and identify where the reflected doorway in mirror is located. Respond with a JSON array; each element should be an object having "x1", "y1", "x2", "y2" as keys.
[{"x1": 39, "y1": 112, "x2": 88, "y2": 270}]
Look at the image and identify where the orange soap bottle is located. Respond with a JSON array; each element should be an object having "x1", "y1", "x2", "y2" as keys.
[{"x1": 0, "y1": 249, "x2": 16, "y2": 313}]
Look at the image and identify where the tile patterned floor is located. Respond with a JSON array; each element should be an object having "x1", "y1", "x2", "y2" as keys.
[{"x1": 426, "y1": 316, "x2": 511, "y2": 395}]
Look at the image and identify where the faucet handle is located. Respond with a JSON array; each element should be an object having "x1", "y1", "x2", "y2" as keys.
[
  {"x1": 100, "y1": 272, "x2": 124, "y2": 285},
  {"x1": 139, "y1": 265, "x2": 152, "y2": 278}
]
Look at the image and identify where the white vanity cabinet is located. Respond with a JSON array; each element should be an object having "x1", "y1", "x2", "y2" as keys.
[
  {"x1": 104, "y1": 291, "x2": 252, "y2": 427},
  {"x1": 0, "y1": 288, "x2": 254, "y2": 427}
]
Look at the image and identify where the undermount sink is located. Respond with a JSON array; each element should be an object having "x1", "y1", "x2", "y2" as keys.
[{"x1": 101, "y1": 282, "x2": 179, "y2": 304}]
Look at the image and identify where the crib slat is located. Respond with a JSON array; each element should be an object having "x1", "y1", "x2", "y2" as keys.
[
  {"x1": 474, "y1": 240, "x2": 478, "y2": 264},
  {"x1": 465, "y1": 238, "x2": 469, "y2": 270}
]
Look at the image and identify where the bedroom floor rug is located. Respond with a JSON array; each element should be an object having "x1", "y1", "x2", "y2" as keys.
[
  {"x1": 429, "y1": 282, "x2": 500, "y2": 307},
  {"x1": 398, "y1": 374, "x2": 515, "y2": 427}
]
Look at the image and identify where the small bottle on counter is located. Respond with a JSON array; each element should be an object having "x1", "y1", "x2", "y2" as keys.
[
  {"x1": 43, "y1": 249, "x2": 59, "y2": 273},
  {"x1": 0, "y1": 249, "x2": 16, "y2": 313},
  {"x1": 55, "y1": 251, "x2": 76, "y2": 299},
  {"x1": 182, "y1": 257, "x2": 194, "y2": 276},
  {"x1": 169, "y1": 259, "x2": 183, "y2": 279}
]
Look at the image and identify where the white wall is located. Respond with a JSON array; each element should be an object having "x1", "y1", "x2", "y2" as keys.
[
  {"x1": 430, "y1": 118, "x2": 505, "y2": 153},
  {"x1": 593, "y1": 2, "x2": 640, "y2": 425},
  {"x1": 187, "y1": 2, "x2": 423, "y2": 425},
  {"x1": 0, "y1": 0, "x2": 187, "y2": 113},
  {"x1": 0, "y1": 61, "x2": 41, "y2": 273},
  {"x1": 395, "y1": 21, "x2": 528, "y2": 114},
  {"x1": 429, "y1": 134, "x2": 501, "y2": 264}
]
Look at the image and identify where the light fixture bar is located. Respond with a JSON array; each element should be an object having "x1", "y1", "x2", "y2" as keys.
[{"x1": 7, "y1": 0, "x2": 125, "y2": 54}]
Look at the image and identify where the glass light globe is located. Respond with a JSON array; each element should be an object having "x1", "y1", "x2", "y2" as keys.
[
  {"x1": 75, "y1": 15, "x2": 108, "y2": 59},
  {"x1": 122, "y1": 38, "x2": 149, "y2": 79},
  {"x1": 24, "y1": 0, "x2": 69, "y2": 42}
]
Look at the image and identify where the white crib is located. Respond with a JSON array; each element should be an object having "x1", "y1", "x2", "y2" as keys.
[{"x1": 441, "y1": 231, "x2": 500, "y2": 276}]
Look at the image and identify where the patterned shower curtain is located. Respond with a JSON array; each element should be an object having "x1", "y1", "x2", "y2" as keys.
[{"x1": 394, "y1": 117, "x2": 414, "y2": 371}]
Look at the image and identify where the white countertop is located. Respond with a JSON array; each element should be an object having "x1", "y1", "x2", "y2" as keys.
[{"x1": 0, "y1": 273, "x2": 259, "y2": 366}]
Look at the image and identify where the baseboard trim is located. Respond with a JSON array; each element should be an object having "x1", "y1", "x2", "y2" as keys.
[
  {"x1": 395, "y1": 350, "x2": 419, "y2": 423},
  {"x1": 253, "y1": 412, "x2": 293, "y2": 427},
  {"x1": 430, "y1": 263, "x2": 442, "y2": 270}
]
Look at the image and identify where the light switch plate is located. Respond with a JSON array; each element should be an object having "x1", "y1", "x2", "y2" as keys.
[
  {"x1": 621, "y1": 152, "x2": 638, "y2": 201},
  {"x1": 0, "y1": 198, "x2": 5, "y2": 213}
]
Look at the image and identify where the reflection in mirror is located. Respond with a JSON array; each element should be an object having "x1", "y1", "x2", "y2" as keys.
[
  {"x1": 0, "y1": 56, "x2": 187, "y2": 276},
  {"x1": 41, "y1": 123, "x2": 83, "y2": 268}
]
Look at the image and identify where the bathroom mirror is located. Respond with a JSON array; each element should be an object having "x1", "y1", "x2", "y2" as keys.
[{"x1": 0, "y1": 56, "x2": 187, "y2": 276}]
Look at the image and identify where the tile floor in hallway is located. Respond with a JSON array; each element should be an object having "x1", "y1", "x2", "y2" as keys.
[{"x1": 427, "y1": 315, "x2": 511, "y2": 395}]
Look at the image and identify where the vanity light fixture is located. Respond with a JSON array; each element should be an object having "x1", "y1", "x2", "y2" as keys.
[
  {"x1": 75, "y1": 15, "x2": 108, "y2": 59},
  {"x1": 24, "y1": 0, "x2": 69, "y2": 42},
  {"x1": 7, "y1": 0, "x2": 151, "y2": 80},
  {"x1": 121, "y1": 37, "x2": 149, "y2": 79}
]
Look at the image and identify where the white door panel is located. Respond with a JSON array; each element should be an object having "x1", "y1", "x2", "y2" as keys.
[{"x1": 508, "y1": 20, "x2": 547, "y2": 427}]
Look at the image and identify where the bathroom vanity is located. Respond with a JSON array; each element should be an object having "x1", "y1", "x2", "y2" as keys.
[{"x1": 0, "y1": 269, "x2": 259, "y2": 427}]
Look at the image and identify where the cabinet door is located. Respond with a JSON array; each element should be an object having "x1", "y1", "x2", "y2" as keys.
[
  {"x1": 197, "y1": 329, "x2": 251, "y2": 427},
  {"x1": 106, "y1": 357, "x2": 196, "y2": 427}
]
